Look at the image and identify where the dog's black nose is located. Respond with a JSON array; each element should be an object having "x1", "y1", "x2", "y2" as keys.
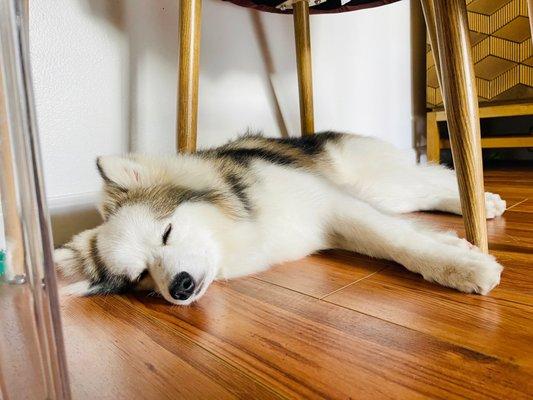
[{"x1": 169, "y1": 272, "x2": 196, "y2": 301}]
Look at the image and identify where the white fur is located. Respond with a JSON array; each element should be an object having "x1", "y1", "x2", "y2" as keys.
[
  {"x1": 323, "y1": 137, "x2": 506, "y2": 217},
  {"x1": 56, "y1": 134, "x2": 505, "y2": 304},
  {"x1": 61, "y1": 280, "x2": 91, "y2": 297}
]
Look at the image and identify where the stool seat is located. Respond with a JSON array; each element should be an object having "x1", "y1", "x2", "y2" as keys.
[{"x1": 223, "y1": 0, "x2": 401, "y2": 14}]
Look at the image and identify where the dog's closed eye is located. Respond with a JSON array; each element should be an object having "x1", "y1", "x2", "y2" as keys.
[{"x1": 162, "y1": 223, "x2": 172, "y2": 245}]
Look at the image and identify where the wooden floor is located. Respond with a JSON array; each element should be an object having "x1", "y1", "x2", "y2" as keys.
[{"x1": 60, "y1": 166, "x2": 533, "y2": 400}]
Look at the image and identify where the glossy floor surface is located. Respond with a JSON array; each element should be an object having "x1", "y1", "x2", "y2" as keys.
[{"x1": 60, "y1": 166, "x2": 532, "y2": 399}]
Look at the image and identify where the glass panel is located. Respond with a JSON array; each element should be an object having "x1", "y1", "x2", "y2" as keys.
[{"x1": 0, "y1": 0, "x2": 71, "y2": 398}]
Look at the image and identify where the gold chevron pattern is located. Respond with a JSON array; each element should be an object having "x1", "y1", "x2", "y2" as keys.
[{"x1": 427, "y1": 0, "x2": 533, "y2": 108}]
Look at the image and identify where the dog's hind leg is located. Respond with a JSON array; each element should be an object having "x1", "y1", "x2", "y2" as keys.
[
  {"x1": 326, "y1": 194, "x2": 502, "y2": 294},
  {"x1": 353, "y1": 162, "x2": 505, "y2": 218},
  {"x1": 324, "y1": 135, "x2": 505, "y2": 218},
  {"x1": 407, "y1": 163, "x2": 506, "y2": 218}
]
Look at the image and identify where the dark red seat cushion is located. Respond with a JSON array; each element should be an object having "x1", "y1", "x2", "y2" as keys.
[{"x1": 223, "y1": 0, "x2": 401, "y2": 14}]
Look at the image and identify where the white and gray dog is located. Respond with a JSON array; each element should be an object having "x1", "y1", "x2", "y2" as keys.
[{"x1": 55, "y1": 132, "x2": 506, "y2": 305}]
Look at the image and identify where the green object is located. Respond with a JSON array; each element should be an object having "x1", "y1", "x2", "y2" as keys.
[{"x1": 0, "y1": 249, "x2": 5, "y2": 277}]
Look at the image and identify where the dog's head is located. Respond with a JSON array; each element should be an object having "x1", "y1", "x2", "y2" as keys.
[{"x1": 55, "y1": 155, "x2": 225, "y2": 305}]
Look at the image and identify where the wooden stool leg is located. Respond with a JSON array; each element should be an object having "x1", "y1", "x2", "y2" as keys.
[
  {"x1": 293, "y1": 0, "x2": 314, "y2": 136},
  {"x1": 421, "y1": 1, "x2": 441, "y2": 164},
  {"x1": 426, "y1": 111, "x2": 440, "y2": 163},
  {"x1": 428, "y1": 0, "x2": 488, "y2": 252},
  {"x1": 177, "y1": 0, "x2": 202, "y2": 153},
  {"x1": 420, "y1": 0, "x2": 441, "y2": 84}
]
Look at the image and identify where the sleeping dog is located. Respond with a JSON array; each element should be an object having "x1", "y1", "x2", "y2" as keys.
[{"x1": 55, "y1": 132, "x2": 506, "y2": 305}]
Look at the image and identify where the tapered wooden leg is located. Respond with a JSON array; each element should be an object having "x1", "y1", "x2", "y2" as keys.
[
  {"x1": 421, "y1": 0, "x2": 442, "y2": 165},
  {"x1": 420, "y1": 1, "x2": 441, "y2": 164},
  {"x1": 177, "y1": 0, "x2": 202, "y2": 153},
  {"x1": 293, "y1": 0, "x2": 314, "y2": 136},
  {"x1": 426, "y1": 111, "x2": 440, "y2": 163},
  {"x1": 425, "y1": 0, "x2": 488, "y2": 252},
  {"x1": 420, "y1": 0, "x2": 441, "y2": 85}
]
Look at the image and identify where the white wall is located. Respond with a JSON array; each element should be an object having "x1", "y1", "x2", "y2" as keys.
[{"x1": 29, "y1": 0, "x2": 413, "y2": 204}]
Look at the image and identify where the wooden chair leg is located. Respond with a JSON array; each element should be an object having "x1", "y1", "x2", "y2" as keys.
[
  {"x1": 293, "y1": 0, "x2": 314, "y2": 136},
  {"x1": 421, "y1": 1, "x2": 442, "y2": 165},
  {"x1": 177, "y1": 0, "x2": 202, "y2": 153},
  {"x1": 426, "y1": 111, "x2": 440, "y2": 163},
  {"x1": 420, "y1": 0, "x2": 441, "y2": 85},
  {"x1": 425, "y1": 0, "x2": 488, "y2": 252}
]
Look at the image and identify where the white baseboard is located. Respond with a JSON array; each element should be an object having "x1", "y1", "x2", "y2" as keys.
[
  {"x1": 48, "y1": 191, "x2": 103, "y2": 246},
  {"x1": 1, "y1": 191, "x2": 102, "y2": 248}
]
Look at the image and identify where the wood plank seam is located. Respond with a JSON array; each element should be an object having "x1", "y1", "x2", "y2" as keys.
[
  {"x1": 319, "y1": 267, "x2": 388, "y2": 300},
  {"x1": 252, "y1": 276, "x2": 321, "y2": 299},
  {"x1": 253, "y1": 265, "x2": 388, "y2": 301},
  {"x1": 505, "y1": 197, "x2": 528, "y2": 211}
]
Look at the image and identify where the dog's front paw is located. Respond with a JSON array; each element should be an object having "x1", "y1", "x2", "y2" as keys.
[
  {"x1": 54, "y1": 247, "x2": 79, "y2": 277},
  {"x1": 485, "y1": 192, "x2": 506, "y2": 219},
  {"x1": 426, "y1": 248, "x2": 503, "y2": 295},
  {"x1": 54, "y1": 247, "x2": 92, "y2": 297},
  {"x1": 454, "y1": 252, "x2": 502, "y2": 295}
]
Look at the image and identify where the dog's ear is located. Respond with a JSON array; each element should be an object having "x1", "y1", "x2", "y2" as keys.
[{"x1": 96, "y1": 156, "x2": 148, "y2": 189}]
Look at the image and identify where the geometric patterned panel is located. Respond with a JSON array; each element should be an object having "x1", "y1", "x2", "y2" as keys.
[{"x1": 427, "y1": 0, "x2": 533, "y2": 108}]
